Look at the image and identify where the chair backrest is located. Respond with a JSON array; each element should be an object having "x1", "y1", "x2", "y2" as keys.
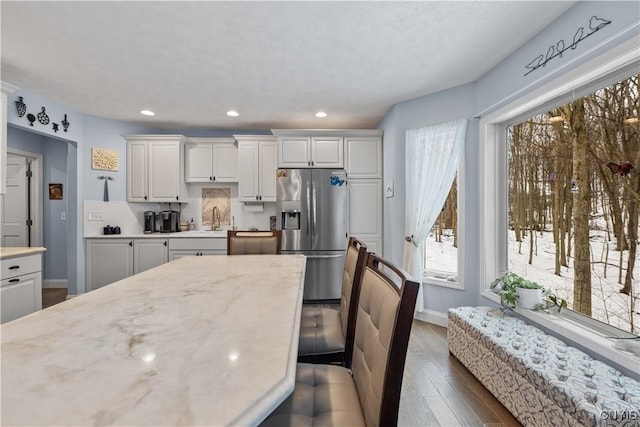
[
  {"x1": 340, "y1": 237, "x2": 367, "y2": 368},
  {"x1": 227, "y1": 230, "x2": 282, "y2": 255},
  {"x1": 350, "y1": 253, "x2": 419, "y2": 427}
]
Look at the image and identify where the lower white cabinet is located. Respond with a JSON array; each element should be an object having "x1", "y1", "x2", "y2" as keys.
[
  {"x1": 1, "y1": 253, "x2": 43, "y2": 323},
  {"x1": 168, "y1": 238, "x2": 226, "y2": 260},
  {"x1": 86, "y1": 238, "x2": 169, "y2": 292},
  {"x1": 348, "y1": 179, "x2": 382, "y2": 254}
]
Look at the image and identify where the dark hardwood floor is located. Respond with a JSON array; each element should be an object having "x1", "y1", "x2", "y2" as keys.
[
  {"x1": 400, "y1": 320, "x2": 521, "y2": 427},
  {"x1": 42, "y1": 288, "x2": 67, "y2": 309}
]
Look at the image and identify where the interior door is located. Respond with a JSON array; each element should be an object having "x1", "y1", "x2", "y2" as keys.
[{"x1": 1, "y1": 153, "x2": 28, "y2": 247}]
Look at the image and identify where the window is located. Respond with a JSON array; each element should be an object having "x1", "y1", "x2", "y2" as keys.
[
  {"x1": 506, "y1": 73, "x2": 639, "y2": 334},
  {"x1": 423, "y1": 176, "x2": 460, "y2": 284}
]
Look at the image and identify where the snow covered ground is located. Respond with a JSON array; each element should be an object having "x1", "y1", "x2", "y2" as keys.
[{"x1": 424, "y1": 228, "x2": 640, "y2": 334}]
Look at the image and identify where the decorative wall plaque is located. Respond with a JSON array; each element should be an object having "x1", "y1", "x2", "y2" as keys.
[{"x1": 91, "y1": 147, "x2": 119, "y2": 171}]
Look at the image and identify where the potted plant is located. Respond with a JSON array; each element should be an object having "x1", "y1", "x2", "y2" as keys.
[
  {"x1": 490, "y1": 272, "x2": 543, "y2": 310},
  {"x1": 491, "y1": 272, "x2": 568, "y2": 312}
]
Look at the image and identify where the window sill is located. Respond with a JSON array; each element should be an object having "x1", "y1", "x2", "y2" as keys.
[
  {"x1": 422, "y1": 273, "x2": 464, "y2": 290},
  {"x1": 481, "y1": 290, "x2": 640, "y2": 379}
]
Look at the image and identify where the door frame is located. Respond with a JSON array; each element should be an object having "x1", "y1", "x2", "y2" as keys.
[{"x1": 7, "y1": 148, "x2": 43, "y2": 247}]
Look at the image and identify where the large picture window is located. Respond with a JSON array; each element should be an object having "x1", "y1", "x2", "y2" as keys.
[{"x1": 506, "y1": 74, "x2": 639, "y2": 334}]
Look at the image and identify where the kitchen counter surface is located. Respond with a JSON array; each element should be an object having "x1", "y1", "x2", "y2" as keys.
[
  {"x1": 84, "y1": 230, "x2": 229, "y2": 238},
  {"x1": 1, "y1": 255, "x2": 306, "y2": 426},
  {"x1": 0, "y1": 247, "x2": 46, "y2": 260}
]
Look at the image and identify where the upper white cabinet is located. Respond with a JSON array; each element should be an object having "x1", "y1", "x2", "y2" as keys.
[
  {"x1": 277, "y1": 136, "x2": 343, "y2": 168},
  {"x1": 185, "y1": 137, "x2": 238, "y2": 183},
  {"x1": 345, "y1": 136, "x2": 382, "y2": 178},
  {"x1": 235, "y1": 135, "x2": 277, "y2": 202},
  {"x1": 125, "y1": 135, "x2": 187, "y2": 203}
]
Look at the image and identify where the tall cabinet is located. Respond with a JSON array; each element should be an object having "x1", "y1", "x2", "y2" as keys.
[{"x1": 125, "y1": 135, "x2": 188, "y2": 202}]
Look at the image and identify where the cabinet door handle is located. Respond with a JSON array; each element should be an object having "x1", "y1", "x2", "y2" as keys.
[
  {"x1": 209, "y1": 176, "x2": 213, "y2": 181},
  {"x1": 164, "y1": 241, "x2": 167, "y2": 246},
  {"x1": 144, "y1": 195, "x2": 148, "y2": 200},
  {"x1": 213, "y1": 176, "x2": 216, "y2": 181},
  {"x1": 176, "y1": 196, "x2": 179, "y2": 201},
  {"x1": 8, "y1": 278, "x2": 19, "y2": 283},
  {"x1": 8, "y1": 265, "x2": 20, "y2": 270},
  {"x1": 129, "y1": 241, "x2": 133, "y2": 247}
]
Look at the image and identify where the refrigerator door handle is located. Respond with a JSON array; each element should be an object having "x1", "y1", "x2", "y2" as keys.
[
  {"x1": 312, "y1": 179, "x2": 317, "y2": 240},
  {"x1": 306, "y1": 181, "x2": 311, "y2": 237}
]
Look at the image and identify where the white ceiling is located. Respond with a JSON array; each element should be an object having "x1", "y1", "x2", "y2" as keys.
[{"x1": 1, "y1": 1, "x2": 575, "y2": 130}]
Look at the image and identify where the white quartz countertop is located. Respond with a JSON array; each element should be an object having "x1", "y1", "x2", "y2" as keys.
[
  {"x1": 84, "y1": 230, "x2": 229, "y2": 238},
  {"x1": 1, "y1": 255, "x2": 306, "y2": 426},
  {"x1": 0, "y1": 247, "x2": 46, "y2": 260}
]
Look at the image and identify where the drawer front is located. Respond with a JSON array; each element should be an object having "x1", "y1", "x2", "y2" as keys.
[
  {"x1": 168, "y1": 238, "x2": 226, "y2": 251},
  {"x1": 1, "y1": 254, "x2": 42, "y2": 279},
  {"x1": 169, "y1": 250, "x2": 226, "y2": 261}
]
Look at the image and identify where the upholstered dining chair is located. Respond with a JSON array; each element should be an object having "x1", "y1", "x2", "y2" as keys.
[
  {"x1": 226, "y1": 230, "x2": 282, "y2": 255},
  {"x1": 298, "y1": 237, "x2": 367, "y2": 367},
  {"x1": 261, "y1": 253, "x2": 419, "y2": 427}
]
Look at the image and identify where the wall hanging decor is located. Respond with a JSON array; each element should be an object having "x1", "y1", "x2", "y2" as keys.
[
  {"x1": 52, "y1": 123, "x2": 59, "y2": 132},
  {"x1": 37, "y1": 106, "x2": 49, "y2": 125},
  {"x1": 27, "y1": 113, "x2": 36, "y2": 126},
  {"x1": 91, "y1": 147, "x2": 119, "y2": 171},
  {"x1": 61, "y1": 114, "x2": 70, "y2": 132},
  {"x1": 14, "y1": 96, "x2": 26, "y2": 117},
  {"x1": 97, "y1": 176, "x2": 114, "y2": 202},
  {"x1": 524, "y1": 15, "x2": 611, "y2": 76},
  {"x1": 49, "y1": 183, "x2": 63, "y2": 200}
]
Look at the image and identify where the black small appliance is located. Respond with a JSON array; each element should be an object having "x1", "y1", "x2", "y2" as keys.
[
  {"x1": 144, "y1": 211, "x2": 157, "y2": 233},
  {"x1": 159, "y1": 210, "x2": 180, "y2": 233}
]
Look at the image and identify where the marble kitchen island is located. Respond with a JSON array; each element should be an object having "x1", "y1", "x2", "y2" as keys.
[{"x1": 1, "y1": 254, "x2": 306, "y2": 426}]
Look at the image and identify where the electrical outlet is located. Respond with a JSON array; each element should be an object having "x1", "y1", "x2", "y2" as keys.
[
  {"x1": 385, "y1": 180, "x2": 394, "y2": 198},
  {"x1": 60, "y1": 212, "x2": 67, "y2": 221},
  {"x1": 88, "y1": 211, "x2": 104, "y2": 221}
]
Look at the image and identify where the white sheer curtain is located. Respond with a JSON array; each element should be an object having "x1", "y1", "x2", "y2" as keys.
[{"x1": 403, "y1": 119, "x2": 467, "y2": 312}]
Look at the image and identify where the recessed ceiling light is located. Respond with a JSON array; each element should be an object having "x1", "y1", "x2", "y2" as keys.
[
  {"x1": 315, "y1": 111, "x2": 327, "y2": 118},
  {"x1": 226, "y1": 110, "x2": 239, "y2": 117},
  {"x1": 549, "y1": 116, "x2": 564, "y2": 123},
  {"x1": 140, "y1": 110, "x2": 155, "y2": 116},
  {"x1": 623, "y1": 117, "x2": 639, "y2": 124}
]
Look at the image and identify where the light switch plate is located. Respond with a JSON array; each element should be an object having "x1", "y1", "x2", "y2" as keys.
[
  {"x1": 60, "y1": 212, "x2": 67, "y2": 221},
  {"x1": 385, "y1": 180, "x2": 394, "y2": 198}
]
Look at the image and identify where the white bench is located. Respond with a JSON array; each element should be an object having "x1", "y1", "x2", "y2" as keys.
[{"x1": 447, "y1": 306, "x2": 640, "y2": 427}]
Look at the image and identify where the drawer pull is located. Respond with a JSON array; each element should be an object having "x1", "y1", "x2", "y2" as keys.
[
  {"x1": 8, "y1": 265, "x2": 20, "y2": 270},
  {"x1": 8, "y1": 279, "x2": 20, "y2": 283}
]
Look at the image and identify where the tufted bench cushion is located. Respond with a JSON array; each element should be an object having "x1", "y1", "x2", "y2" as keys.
[{"x1": 448, "y1": 306, "x2": 640, "y2": 427}]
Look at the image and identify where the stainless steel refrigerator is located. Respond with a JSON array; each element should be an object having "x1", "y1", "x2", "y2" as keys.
[{"x1": 276, "y1": 169, "x2": 348, "y2": 302}]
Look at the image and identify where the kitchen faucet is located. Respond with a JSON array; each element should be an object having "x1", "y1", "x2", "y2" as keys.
[{"x1": 212, "y1": 206, "x2": 221, "y2": 231}]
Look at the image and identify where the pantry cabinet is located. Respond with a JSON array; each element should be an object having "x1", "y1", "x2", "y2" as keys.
[
  {"x1": 125, "y1": 135, "x2": 187, "y2": 202},
  {"x1": 345, "y1": 136, "x2": 382, "y2": 178},
  {"x1": 348, "y1": 179, "x2": 382, "y2": 253},
  {"x1": 185, "y1": 138, "x2": 238, "y2": 183},
  {"x1": 276, "y1": 136, "x2": 343, "y2": 168},
  {"x1": 1, "y1": 252, "x2": 43, "y2": 323},
  {"x1": 235, "y1": 135, "x2": 277, "y2": 202}
]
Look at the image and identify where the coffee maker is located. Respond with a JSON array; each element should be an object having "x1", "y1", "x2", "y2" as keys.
[
  {"x1": 159, "y1": 210, "x2": 180, "y2": 233},
  {"x1": 144, "y1": 211, "x2": 157, "y2": 233}
]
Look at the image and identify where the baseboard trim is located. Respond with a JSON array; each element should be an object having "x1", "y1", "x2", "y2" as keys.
[
  {"x1": 415, "y1": 309, "x2": 449, "y2": 327},
  {"x1": 42, "y1": 279, "x2": 68, "y2": 289}
]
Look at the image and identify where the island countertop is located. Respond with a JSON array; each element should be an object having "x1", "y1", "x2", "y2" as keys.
[{"x1": 1, "y1": 255, "x2": 306, "y2": 426}]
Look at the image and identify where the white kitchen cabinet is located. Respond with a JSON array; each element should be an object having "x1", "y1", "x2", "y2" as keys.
[
  {"x1": 348, "y1": 179, "x2": 382, "y2": 254},
  {"x1": 345, "y1": 136, "x2": 382, "y2": 178},
  {"x1": 133, "y1": 238, "x2": 169, "y2": 274},
  {"x1": 86, "y1": 239, "x2": 134, "y2": 291},
  {"x1": 277, "y1": 136, "x2": 343, "y2": 168},
  {"x1": 125, "y1": 135, "x2": 187, "y2": 202},
  {"x1": 168, "y1": 237, "x2": 226, "y2": 260},
  {"x1": 185, "y1": 138, "x2": 238, "y2": 183},
  {"x1": 235, "y1": 136, "x2": 277, "y2": 202},
  {"x1": 1, "y1": 252, "x2": 42, "y2": 323}
]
